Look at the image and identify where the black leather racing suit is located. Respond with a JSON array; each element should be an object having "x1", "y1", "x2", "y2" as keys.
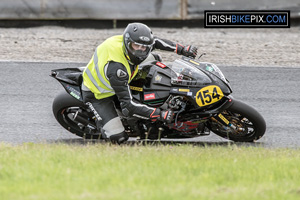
[{"x1": 82, "y1": 37, "x2": 177, "y2": 138}]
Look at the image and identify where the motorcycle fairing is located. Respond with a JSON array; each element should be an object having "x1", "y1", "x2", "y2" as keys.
[
  {"x1": 51, "y1": 68, "x2": 83, "y2": 101},
  {"x1": 51, "y1": 68, "x2": 83, "y2": 86},
  {"x1": 181, "y1": 57, "x2": 232, "y2": 94}
]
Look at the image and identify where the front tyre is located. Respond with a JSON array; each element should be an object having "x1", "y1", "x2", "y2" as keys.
[{"x1": 208, "y1": 100, "x2": 266, "y2": 142}]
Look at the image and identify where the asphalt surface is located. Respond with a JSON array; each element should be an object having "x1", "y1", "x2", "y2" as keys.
[{"x1": 0, "y1": 61, "x2": 299, "y2": 147}]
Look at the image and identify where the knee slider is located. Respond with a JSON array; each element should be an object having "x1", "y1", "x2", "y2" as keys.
[{"x1": 109, "y1": 131, "x2": 129, "y2": 144}]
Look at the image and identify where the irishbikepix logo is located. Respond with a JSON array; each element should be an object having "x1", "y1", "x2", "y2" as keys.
[{"x1": 205, "y1": 10, "x2": 290, "y2": 28}]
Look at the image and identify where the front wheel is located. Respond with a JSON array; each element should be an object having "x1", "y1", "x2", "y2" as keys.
[{"x1": 208, "y1": 99, "x2": 266, "y2": 142}]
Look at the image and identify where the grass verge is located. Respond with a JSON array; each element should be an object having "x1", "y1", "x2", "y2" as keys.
[{"x1": 0, "y1": 143, "x2": 300, "y2": 200}]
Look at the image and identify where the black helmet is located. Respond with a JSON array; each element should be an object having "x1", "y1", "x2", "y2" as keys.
[{"x1": 123, "y1": 23, "x2": 154, "y2": 65}]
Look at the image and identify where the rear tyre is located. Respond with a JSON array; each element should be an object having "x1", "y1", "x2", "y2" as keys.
[
  {"x1": 208, "y1": 99, "x2": 266, "y2": 142},
  {"x1": 52, "y1": 91, "x2": 101, "y2": 139}
]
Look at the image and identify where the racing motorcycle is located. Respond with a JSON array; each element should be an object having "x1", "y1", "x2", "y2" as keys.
[{"x1": 50, "y1": 56, "x2": 266, "y2": 142}]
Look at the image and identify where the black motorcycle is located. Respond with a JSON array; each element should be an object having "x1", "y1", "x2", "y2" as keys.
[{"x1": 51, "y1": 56, "x2": 266, "y2": 142}]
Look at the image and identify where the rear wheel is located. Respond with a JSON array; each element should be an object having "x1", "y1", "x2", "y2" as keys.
[
  {"x1": 208, "y1": 99, "x2": 266, "y2": 142},
  {"x1": 52, "y1": 91, "x2": 101, "y2": 139}
]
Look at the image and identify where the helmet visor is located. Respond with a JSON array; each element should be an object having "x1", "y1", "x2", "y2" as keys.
[{"x1": 129, "y1": 42, "x2": 152, "y2": 57}]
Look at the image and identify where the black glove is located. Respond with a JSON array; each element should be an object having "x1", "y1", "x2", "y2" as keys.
[
  {"x1": 150, "y1": 108, "x2": 174, "y2": 124},
  {"x1": 160, "y1": 109, "x2": 174, "y2": 124},
  {"x1": 176, "y1": 44, "x2": 198, "y2": 58}
]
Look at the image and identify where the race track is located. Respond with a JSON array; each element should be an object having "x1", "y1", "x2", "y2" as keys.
[{"x1": 0, "y1": 61, "x2": 299, "y2": 147}]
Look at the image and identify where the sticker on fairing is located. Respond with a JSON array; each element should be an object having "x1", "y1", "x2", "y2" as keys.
[
  {"x1": 179, "y1": 88, "x2": 190, "y2": 92},
  {"x1": 195, "y1": 85, "x2": 224, "y2": 107},
  {"x1": 189, "y1": 60, "x2": 200, "y2": 65},
  {"x1": 156, "y1": 62, "x2": 166, "y2": 68},
  {"x1": 155, "y1": 75, "x2": 162, "y2": 82},
  {"x1": 144, "y1": 93, "x2": 156, "y2": 100},
  {"x1": 130, "y1": 86, "x2": 143, "y2": 92},
  {"x1": 66, "y1": 84, "x2": 81, "y2": 100},
  {"x1": 205, "y1": 64, "x2": 214, "y2": 72},
  {"x1": 70, "y1": 92, "x2": 80, "y2": 100}
]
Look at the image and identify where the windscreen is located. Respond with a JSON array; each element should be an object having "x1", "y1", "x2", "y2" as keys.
[
  {"x1": 202, "y1": 62, "x2": 228, "y2": 84},
  {"x1": 170, "y1": 59, "x2": 212, "y2": 86}
]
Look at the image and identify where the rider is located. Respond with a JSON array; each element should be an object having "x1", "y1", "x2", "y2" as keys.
[{"x1": 82, "y1": 22, "x2": 197, "y2": 144}]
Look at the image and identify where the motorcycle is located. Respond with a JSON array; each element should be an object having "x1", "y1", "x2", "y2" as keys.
[{"x1": 50, "y1": 56, "x2": 266, "y2": 142}]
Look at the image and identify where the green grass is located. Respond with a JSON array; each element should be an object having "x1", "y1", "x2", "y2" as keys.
[{"x1": 0, "y1": 143, "x2": 300, "y2": 200}]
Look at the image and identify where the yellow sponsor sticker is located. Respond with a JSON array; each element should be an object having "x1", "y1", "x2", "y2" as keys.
[
  {"x1": 179, "y1": 88, "x2": 190, "y2": 92},
  {"x1": 195, "y1": 85, "x2": 224, "y2": 107},
  {"x1": 189, "y1": 60, "x2": 200, "y2": 65},
  {"x1": 218, "y1": 114, "x2": 230, "y2": 125},
  {"x1": 130, "y1": 86, "x2": 143, "y2": 92}
]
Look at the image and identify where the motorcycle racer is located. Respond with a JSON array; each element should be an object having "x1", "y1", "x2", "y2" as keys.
[{"x1": 81, "y1": 22, "x2": 198, "y2": 144}]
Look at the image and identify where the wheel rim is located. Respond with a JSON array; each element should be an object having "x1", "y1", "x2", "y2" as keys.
[
  {"x1": 60, "y1": 106, "x2": 100, "y2": 138},
  {"x1": 210, "y1": 110, "x2": 256, "y2": 140}
]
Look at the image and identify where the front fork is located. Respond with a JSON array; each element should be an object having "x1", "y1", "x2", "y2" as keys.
[
  {"x1": 210, "y1": 96, "x2": 237, "y2": 130},
  {"x1": 212, "y1": 113, "x2": 237, "y2": 130}
]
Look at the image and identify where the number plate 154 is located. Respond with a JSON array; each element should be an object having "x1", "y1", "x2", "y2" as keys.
[{"x1": 195, "y1": 85, "x2": 224, "y2": 107}]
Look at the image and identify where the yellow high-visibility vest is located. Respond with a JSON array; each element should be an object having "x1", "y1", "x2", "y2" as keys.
[{"x1": 82, "y1": 35, "x2": 139, "y2": 99}]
